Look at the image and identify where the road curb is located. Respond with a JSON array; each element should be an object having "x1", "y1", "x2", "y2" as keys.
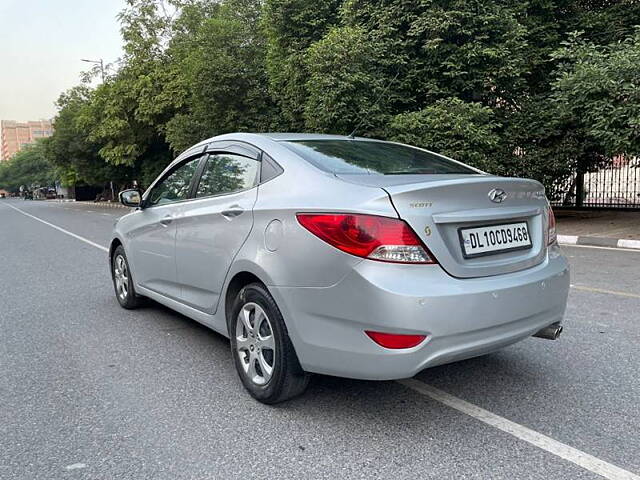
[
  {"x1": 558, "y1": 234, "x2": 640, "y2": 250},
  {"x1": 47, "y1": 199, "x2": 130, "y2": 210},
  {"x1": 76, "y1": 201, "x2": 130, "y2": 210}
]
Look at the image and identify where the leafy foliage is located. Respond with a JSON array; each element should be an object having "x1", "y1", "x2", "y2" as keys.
[
  {"x1": 0, "y1": 141, "x2": 57, "y2": 192},
  {"x1": 262, "y1": 0, "x2": 342, "y2": 129},
  {"x1": 552, "y1": 29, "x2": 640, "y2": 158},
  {"x1": 8, "y1": 0, "x2": 637, "y2": 198},
  {"x1": 304, "y1": 26, "x2": 390, "y2": 134},
  {"x1": 388, "y1": 98, "x2": 501, "y2": 171},
  {"x1": 165, "y1": 0, "x2": 276, "y2": 151}
]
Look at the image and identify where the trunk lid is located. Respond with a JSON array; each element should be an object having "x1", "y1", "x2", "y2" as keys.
[{"x1": 337, "y1": 174, "x2": 548, "y2": 278}]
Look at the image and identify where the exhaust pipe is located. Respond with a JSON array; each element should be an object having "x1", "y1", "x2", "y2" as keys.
[{"x1": 533, "y1": 323, "x2": 563, "y2": 340}]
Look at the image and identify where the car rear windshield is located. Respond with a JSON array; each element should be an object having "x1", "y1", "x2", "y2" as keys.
[{"x1": 280, "y1": 140, "x2": 478, "y2": 175}]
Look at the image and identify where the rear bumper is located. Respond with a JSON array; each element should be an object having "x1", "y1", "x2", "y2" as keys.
[{"x1": 270, "y1": 246, "x2": 570, "y2": 380}]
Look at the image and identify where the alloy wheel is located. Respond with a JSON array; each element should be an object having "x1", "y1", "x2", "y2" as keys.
[
  {"x1": 114, "y1": 255, "x2": 129, "y2": 301},
  {"x1": 235, "y1": 302, "x2": 276, "y2": 386}
]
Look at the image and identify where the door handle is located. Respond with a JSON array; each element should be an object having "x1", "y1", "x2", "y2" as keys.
[
  {"x1": 221, "y1": 206, "x2": 244, "y2": 219},
  {"x1": 160, "y1": 216, "x2": 173, "y2": 226}
]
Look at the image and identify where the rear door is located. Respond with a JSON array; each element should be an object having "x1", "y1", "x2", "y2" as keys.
[{"x1": 174, "y1": 149, "x2": 260, "y2": 312}]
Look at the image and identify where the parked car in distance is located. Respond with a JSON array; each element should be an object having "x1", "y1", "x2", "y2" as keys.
[{"x1": 111, "y1": 133, "x2": 570, "y2": 403}]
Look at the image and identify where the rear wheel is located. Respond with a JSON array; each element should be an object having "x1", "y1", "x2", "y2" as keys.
[
  {"x1": 111, "y1": 245, "x2": 141, "y2": 309},
  {"x1": 229, "y1": 283, "x2": 309, "y2": 404}
]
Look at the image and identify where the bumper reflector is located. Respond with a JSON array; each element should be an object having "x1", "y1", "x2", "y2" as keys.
[{"x1": 365, "y1": 331, "x2": 426, "y2": 349}]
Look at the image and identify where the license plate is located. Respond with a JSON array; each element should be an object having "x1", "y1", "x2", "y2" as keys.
[{"x1": 459, "y1": 222, "x2": 531, "y2": 258}]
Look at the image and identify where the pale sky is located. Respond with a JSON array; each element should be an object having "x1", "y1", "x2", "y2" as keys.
[{"x1": 0, "y1": 0, "x2": 124, "y2": 121}]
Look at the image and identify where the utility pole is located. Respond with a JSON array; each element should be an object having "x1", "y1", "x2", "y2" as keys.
[
  {"x1": 81, "y1": 58, "x2": 109, "y2": 201},
  {"x1": 81, "y1": 58, "x2": 105, "y2": 82}
]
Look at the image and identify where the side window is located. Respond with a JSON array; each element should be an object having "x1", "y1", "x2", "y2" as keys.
[
  {"x1": 195, "y1": 153, "x2": 260, "y2": 198},
  {"x1": 147, "y1": 157, "x2": 201, "y2": 207},
  {"x1": 261, "y1": 153, "x2": 283, "y2": 183}
]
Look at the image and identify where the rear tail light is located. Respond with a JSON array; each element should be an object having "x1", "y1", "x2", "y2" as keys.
[
  {"x1": 296, "y1": 213, "x2": 436, "y2": 264},
  {"x1": 365, "y1": 331, "x2": 427, "y2": 349},
  {"x1": 547, "y1": 206, "x2": 557, "y2": 245}
]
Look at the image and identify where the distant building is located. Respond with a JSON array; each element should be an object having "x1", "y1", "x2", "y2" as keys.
[{"x1": 0, "y1": 119, "x2": 53, "y2": 162}]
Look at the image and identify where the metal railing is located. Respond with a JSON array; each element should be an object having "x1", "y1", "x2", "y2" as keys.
[{"x1": 550, "y1": 157, "x2": 640, "y2": 209}]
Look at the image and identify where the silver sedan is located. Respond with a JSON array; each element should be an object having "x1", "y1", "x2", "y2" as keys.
[{"x1": 111, "y1": 133, "x2": 570, "y2": 403}]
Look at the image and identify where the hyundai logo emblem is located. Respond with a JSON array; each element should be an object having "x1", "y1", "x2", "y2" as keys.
[{"x1": 488, "y1": 188, "x2": 508, "y2": 203}]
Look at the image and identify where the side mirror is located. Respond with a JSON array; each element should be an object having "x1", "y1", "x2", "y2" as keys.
[{"x1": 119, "y1": 189, "x2": 142, "y2": 208}]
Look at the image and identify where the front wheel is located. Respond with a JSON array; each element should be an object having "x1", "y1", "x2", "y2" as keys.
[
  {"x1": 229, "y1": 283, "x2": 310, "y2": 404},
  {"x1": 111, "y1": 245, "x2": 142, "y2": 309}
]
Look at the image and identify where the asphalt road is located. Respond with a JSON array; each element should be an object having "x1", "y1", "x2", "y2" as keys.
[{"x1": 1, "y1": 199, "x2": 638, "y2": 480}]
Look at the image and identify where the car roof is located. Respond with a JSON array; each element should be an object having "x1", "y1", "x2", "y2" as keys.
[
  {"x1": 252, "y1": 133, "x2": 373, "y2": 142},
  {"x1": 177, "y1": 132, "x2": 382, "y2": 160}
]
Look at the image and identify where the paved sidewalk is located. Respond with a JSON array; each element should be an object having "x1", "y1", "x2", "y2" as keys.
[
  {"x1": 76, "y1": 200, "x2": 129, "y2": 209},
  {"x1": 556, "y1": 209, "x2": 640, "y2": 249}
]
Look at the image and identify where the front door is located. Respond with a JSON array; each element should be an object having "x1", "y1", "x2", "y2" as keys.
[
  {"x1": 128, "y1": 157, "x2": 201, "y2": 300},
  {"x1": 175, "y1": 152, "x2": 260, "y2": 312}
]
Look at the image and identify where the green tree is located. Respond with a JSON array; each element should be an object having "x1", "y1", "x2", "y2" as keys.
[
  {"x1": 262, "y1": 0, "x2": 342, "y2": 129},
  {"x1": 552, "y1": 29, "x2": 640, "y2": 159},
  {"x1": 32, "y1": 0, "x2": 640, "y2": 199},
  {"x1": 46, "y1": 87, "x2": 139, "y2": 192},
  {"x1": 388, "y1": 98, "x2": 501, "y2": 171},
  {"x1": 165, "y1": 0, "x2": 276, "y2": 151},
  {"x1": 0, "y1": 141, "x2": 57, "y2": 193},
  {"x1": 78, "y1": 0, "x2": 182, "y2": 185},
  {"x1": 304, "y1": 26, "x2": 391, "y2": 135},
  {"x1": 341, "y1": 0, "x2": 530, "y2": 109}
]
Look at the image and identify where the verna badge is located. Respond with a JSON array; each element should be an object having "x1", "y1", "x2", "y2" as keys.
[{"x1": 488, "y1": 188, "x2": 508, "y2": 203}]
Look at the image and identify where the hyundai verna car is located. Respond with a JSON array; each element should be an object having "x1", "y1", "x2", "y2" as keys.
[{"x1": 111, "y1": 133, "x2": 570, "y2": 403}]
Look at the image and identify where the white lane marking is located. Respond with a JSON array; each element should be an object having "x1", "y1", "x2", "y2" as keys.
[
  {"x1": 5, "y1": 202, "x2": 638, "y2": 479},
  {"x1": 3, "y1": 203, "x2": 109, "y2": 252},
  {"x1": 65, "y1": 463, "x2": 87, "y2": 470},
  {"x1": 399, "y1": 379, "x2": 640, "y2": 480},
  {"x1": 571, "y1": 284, "x2": 640, "y2": 299},
  {"x1": 562, "y1": 244, "x2": 640, "y2": 253}
]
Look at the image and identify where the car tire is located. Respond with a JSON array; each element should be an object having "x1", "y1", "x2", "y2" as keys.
[
  {"x1": 228, "y1": 283, "x2": 310, "y2": 404},
  {"x1": 111, "y1": 245, "x2": 142, "y2": 309}
]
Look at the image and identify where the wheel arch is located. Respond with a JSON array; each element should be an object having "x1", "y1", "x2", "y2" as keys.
[
  {"x1": 224, "y1": 271, "x2": 265, "y2": 329},
  {"x1": 221, "y1": 267, "x2": 304, "y2": 359},
  {"x1": 109, "y1": 237, "x2": 123, "y2": 261}
]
